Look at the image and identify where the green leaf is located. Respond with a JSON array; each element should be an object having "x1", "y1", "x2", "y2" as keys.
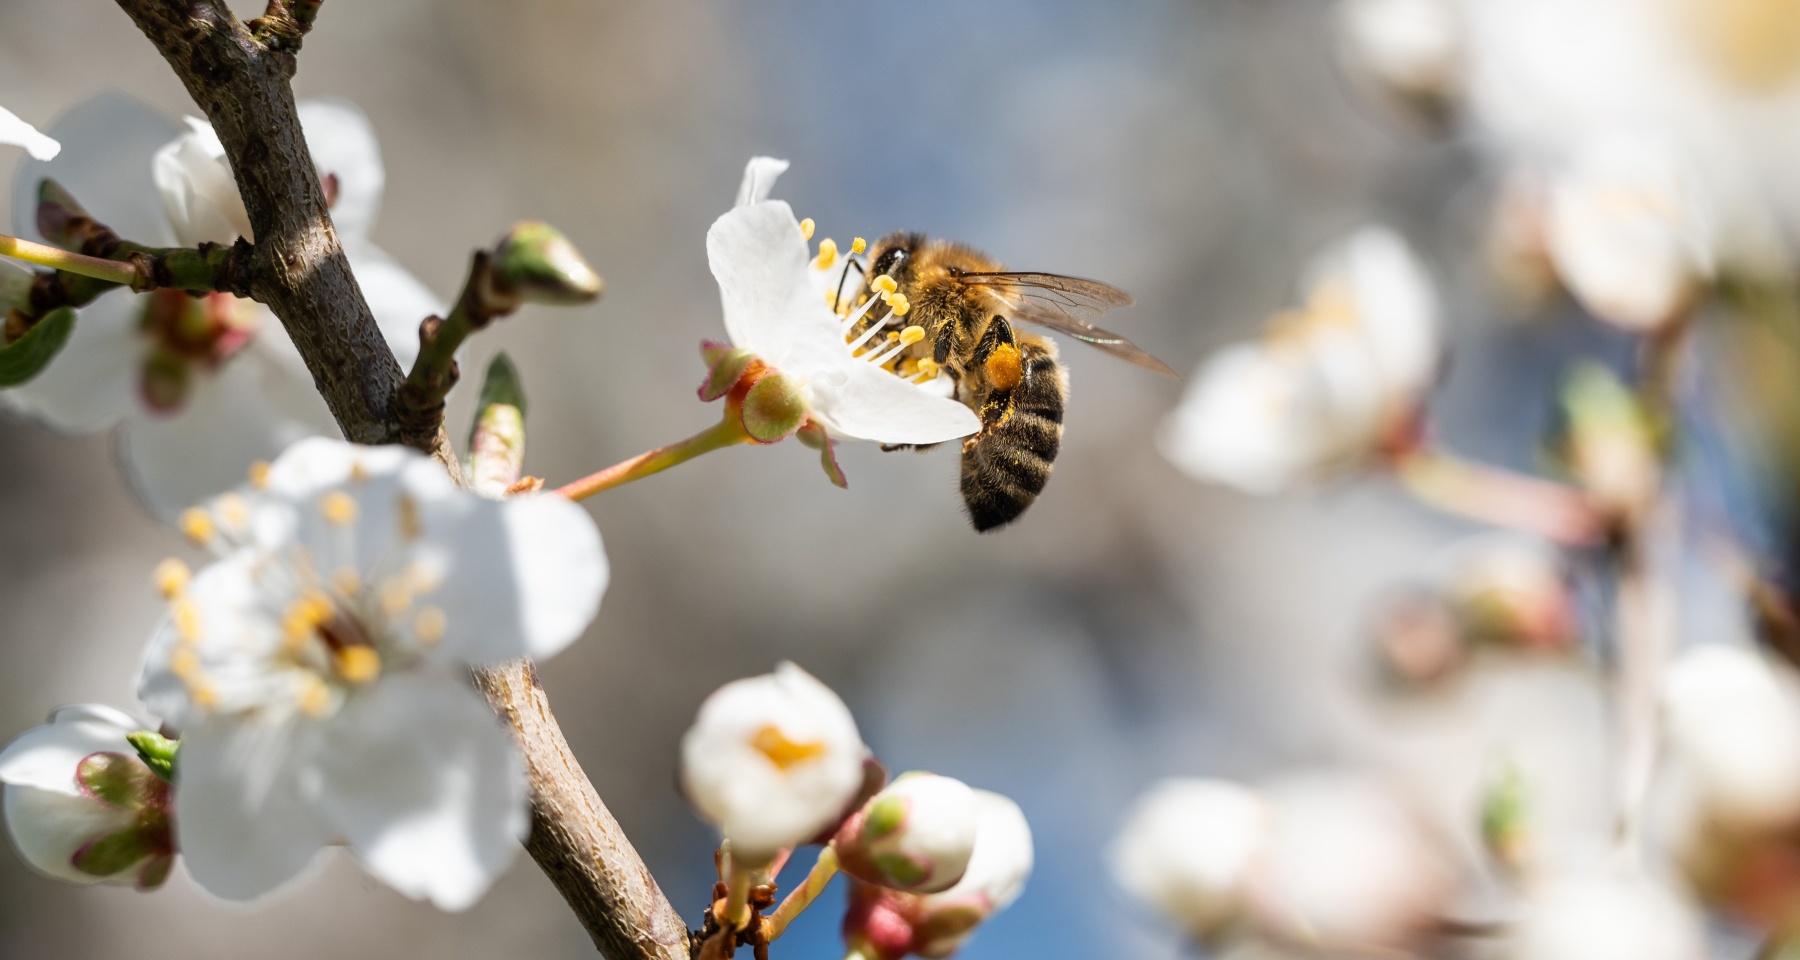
[
  {"x1": 0, "y1": 307, "x2": 75, "y2": 387},
  {"x1": 474, "y1": 352, "x2": 528, "y2": 420},
  {"x1": 125, "y1": 730, "x2": 179, "y2": 782}
]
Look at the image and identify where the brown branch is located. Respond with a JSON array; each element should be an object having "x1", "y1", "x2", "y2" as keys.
[{"x1": 114, "y1": 3, "x2": 689, "y2": 957}]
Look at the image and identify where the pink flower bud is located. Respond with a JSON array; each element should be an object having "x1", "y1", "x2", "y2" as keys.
[{"x1": 835, "y1": 773, "x2": 978, "y2": 894}]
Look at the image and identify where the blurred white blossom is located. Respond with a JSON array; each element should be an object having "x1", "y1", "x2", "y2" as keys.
[
  {"x1": 680, "y1": 661, "x2": 868, "y2": 861},
  {"x1": 0, "y1": 104, "x2": 59, "y2": 160},
  {"x1": 1502, "y1": 874, "x2": 1706, "y2": 960},
  {"x1": 1663, "y1": 645, "x2": 1800, "y2": 834},
  {"x1": 708, "y1": 156, "x2": 979, "y2": 446},
  {"x1": 834, "y1": 772, "x2": 979, "y2": 894},
  {"x1": 1337, "y1": 0, "x2": 1464, "y2": 120},
  {"x1": 135, "y1": 437, "x2": 607, "y2": 909},
  {"x1": 1, "y1": 94, "x2": 441, "y2": 519},
  {"x1": 1160, "y1": 226, "x2": 1439, "y2": 493},
  {"x1": 0, "y1": 705, "x2": 172, "y2": 889},
  {"x1": 1246, "y1": 775, "x2": 1455, "y2": 954},
  {"x1": 1110, "y1": 778, "x2": 1268, "y2": 942}
]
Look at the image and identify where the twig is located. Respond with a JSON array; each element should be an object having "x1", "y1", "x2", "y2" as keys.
[
  {"x1": 1392, "y1": 448, "x2": 1608, "y2": 546},
  {"x1": 114, "y1": 2, "x2": 689, "y2": 957}
]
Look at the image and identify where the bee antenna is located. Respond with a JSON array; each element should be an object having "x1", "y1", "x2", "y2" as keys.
[{"x1": 832, "y1": 257, "x2": 866, "y2": 313}]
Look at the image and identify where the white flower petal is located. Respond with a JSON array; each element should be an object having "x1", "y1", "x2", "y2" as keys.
[
  {"x1": 1326, "y1": 225, "x2": 1439, "y2": 392},
  {"x1": 153, "y1": 117, "x2": 254, "y2": 247},
  {"x1": 4, "y1": 787, "x2": 141, "y2": 885},
  {"x1": 0, "y1": 291, "x2": 143, "y2": 434},
  {"x1": 345, "y1": 239, "x2": 443, "y2": 371},
  {"x1": 735, "y1": 157, "x2": 790, "y2": 207},
  {"x1": 923, "y1": 789, "x2": 1034, "y2": 913},
  {"x1": 0, "y1": 708, "x2": 140, "y2": 795},
  {"x1": 299, "y1": 99, "x2": 384, "y2": 242},
  {"x1": 0, "y1": 104, "x2": 60, "y2": 160},
  {"x1": 171, "y1": 715, "x2": 334, "y2": 902},
  {"x1": 118, "y1": 359, "x2": 322, "y2": 520},
  {"x1": 424, "y1": 490, "x2": 608, "y2": 663},
  {"x1": 311, "y1": 671, "x2": 527, "y2": 911},
  {"x1": 813, "y1": 358, "x2": 981, "y2": 444},
  {"x1": 136, "y1": 550, "x2": 283, "y2": 730},
  {"x1": 9, "y1": 93, "x2": 181, "y2": 246},
  {"x1": 1110, "y1": 779, "x2": 1266, "y2": 939}
]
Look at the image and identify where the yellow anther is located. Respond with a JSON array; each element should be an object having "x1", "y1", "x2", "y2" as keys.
[
  {"x1": 407, "y1": 561, "x2": 446, "y2": 596},
  {"x1": 153, "y1": 558, "x2": 191, "y2": 600},
  {"x1": 349, "y1": 462, "x2": 369, "y2": 484},
  {"x1": 335, "y1": 646, "x2": 381, "y2": 684},
  {"x1": 872, "y1": 275, "x2": 898, "y2": 296},
  {"x1": 172, "y1": 599, "x2": 203, "y2": 643},
  {"x1": 298, "y1": 675, "x2": 333, "y2": 718},
  {"x1": 248, "y1": 460, "x2": 271, "y2": 489},
  {"x1": 750, "y1": 724, "x2": 827, "y2": 771},
  {"x1": 331, "y1": 566, "x2": 362, "y2": 597},
  {"x1": 179, "y1": 508, "x2": 215, "y2": 546},
  {"x1": 414, "y1": 606, "x2": 448, "y2": 646},
  {"x1": 215, "y1": 493, "x2": 251, "y2": 535},
  {"x1": 911, "y1": 358, "x2": 942, "y2": 383},
  {"x1": 379, "y1": 577, "x2": 415, "y2": 618},
  {"x1": 283, "y1": 590, "x2": 333, "y2": 649},
  {"x1": 396, "y1": 494, "x2": 423, "y2": 542},
  {"x1": 169, "y1": 647, "x2": 201, "y2": 679},
  {"x1": 891, "y1": 299, "x2": 911, "y2": 317},
  {"x1": 799, "y1": 218, "x2": 815, "y2": 241},
  {"x1": 851, "y1": 237, "x2": 867, "y2": 255},
  {"x1": 187, "y1": 679, "x2": 218, "y2": 710},
  {"x1": 897, "y1": 325, "x2": 926, "y2": 346},
  {"x1": 814, "y1": 238, "x2": 838, "y2": 270},
  {"x1": 319, "y1": 490, "x2": 358, "y2": 526}
]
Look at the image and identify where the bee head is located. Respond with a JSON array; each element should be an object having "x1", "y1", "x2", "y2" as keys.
[{"x1": 868, "y1": 232, "x2": 924, "y2": 284}]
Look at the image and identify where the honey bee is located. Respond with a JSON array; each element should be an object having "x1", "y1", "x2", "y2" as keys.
[{"x1": 836, "y1": 232, "x2": 1175, "y2": 532}]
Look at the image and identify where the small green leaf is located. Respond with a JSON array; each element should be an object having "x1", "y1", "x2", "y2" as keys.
[
  {"x1": 126, "y1": 731, "x2": 179, "y2": 782},
  {"x1": 0, "y1": 307, "x2": 75, "y2": 387},
  {"x1": 474, "y1": 352, "x2": 528, "y2": 420}
]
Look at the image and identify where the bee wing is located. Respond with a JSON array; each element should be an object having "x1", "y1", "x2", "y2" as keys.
[{"x1": 959, "y1": 272, "x2": 1177, "y2": 377}]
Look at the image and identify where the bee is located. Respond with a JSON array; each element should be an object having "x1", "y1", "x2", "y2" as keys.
[{"x1": 836, "y1": 232, "x2": 1175, "y2": 532}]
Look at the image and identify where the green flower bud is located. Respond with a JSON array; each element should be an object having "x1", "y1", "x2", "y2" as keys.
[{"x1": 489, "y1": 220, "x2": 604, "y2": 306}]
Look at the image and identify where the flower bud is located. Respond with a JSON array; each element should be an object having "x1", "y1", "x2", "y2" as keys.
[
  {"x1": 1441, "y1": 534, "x2": 1578, "y2": 652},
  {"x1": 1480, "y1": 761, "x2": 1531, "y2": 876},
  {"x1": 1111, "y1": 779, "x2": 1266, "y2": 943},
  {"x1": 1554, "y1": 364, "x2": 1658, "y2": 522},
  {"x1": 835, "y1": 773, "x2": 978, "y2": 894},
  {"x1": 0, "y1": 705, "x2": 175, "y2": 889},
  {"x1": 488, "y1": 220, "x2": 604, "y2": 307},
  {"x1": 467, "y1": 353, "x2": 528, "y2": 497},
  {"x1": 1502, "y1": 875, "x2": 1705, "y2": 960},
  {"x1": 842, "y1": 790, "x2": 1033, "y2": 960},
  {"x1": 1336, "y1": 0, "x2": 1464, "y2": 129},
  {"x1": 1663, "y1": 645, "x2": 1800, "y2": 834},
  {"x1": 1367, "y1": 586, "x2": 1467, "y2": 691},
  {"x1": 1246, "y1": 775, "x2": 1454, "y2": 954},
  {"x1": 742, "y1": 370, "x2": 809, "y2": 444},
  {"x1": 680, "y1": 662, "x2": 868, "y2": 862}
]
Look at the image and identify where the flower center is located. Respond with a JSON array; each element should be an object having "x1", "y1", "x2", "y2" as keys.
[
  {"x1": 808, "y1": 229, "x2": 942, "y2": 387},
  {"x1": 136, "y1": 289, "x2": 259, "y2": 414},
  {"x1": 751, "y1": 724, "x2": 827, "y2": 771}
]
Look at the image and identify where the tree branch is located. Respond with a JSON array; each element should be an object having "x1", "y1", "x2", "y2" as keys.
[{"x1": 114, "y1": 3, "x2": 690, "y2": 956}]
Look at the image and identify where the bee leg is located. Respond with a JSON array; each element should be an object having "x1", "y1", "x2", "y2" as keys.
[
  {"x1": 971, "y1": 316, "x2": 1024, "y2": 403},
  {"x1": 879, "y1": 442, "x2": 944, "y2": 453}
]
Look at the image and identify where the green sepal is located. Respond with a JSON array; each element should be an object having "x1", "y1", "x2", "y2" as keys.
[
  {"x1": 0, "y1": 307, "x2": 75, "y2": 387},
  {"x1": 698, "y1": 344, "x2": 756, "y2": 403},
  {"x1": 742, "y1": 372, "x2": 807, "y2": 443},
  {"x1": 76, "y1": 752, "x2": 156, "y2": 807},
  {"x1": 797, "y1": 421, "x2": 848, "y2": 488},
  {"x1": 872, "y1": 852, "x2": 928, "y2": 889},
  {"x1": 126, "y1": 730, "x2": 179, "y2": 782},
  {"x1": 136, "y1": 853, "x2": 175, "y2": 891},
  {"x1": 72, "y1": 827, "x2": 154, "y2": 878},
  {"x1": 474, "y1": 352, "x2": 528, "y2": 420},
  {"x1": 862, "y1": 794, "x2": 908, "y2": 842}
]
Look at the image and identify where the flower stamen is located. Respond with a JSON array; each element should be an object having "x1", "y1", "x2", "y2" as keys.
[
  {"x1": 750, "y1": 724, "x2": 827, "y2": 771},
  {"x1": 319, "y1": 490, "x2": 358, "y2": 527},
  {"x1": 867, "y1": 325, "x2": 926, "y2": 368},
  {"x1": 815, "y1": 238, "x2": 838, "y2": 271},
  {"x1": 153, "y1": 558, "x2": 191, "y2": 599},
  {"x1": 334, "y1": 646, "x2": 381, "y2": 684}
]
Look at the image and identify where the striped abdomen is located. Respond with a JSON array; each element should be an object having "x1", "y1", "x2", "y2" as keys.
[{"x1": 960, "y1": 336, "x2": 1066, "y2": 532}]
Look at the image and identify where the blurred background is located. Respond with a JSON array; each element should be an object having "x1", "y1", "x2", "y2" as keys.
[{"x1": 0, "y1": 0, "x2": 1773, "y2": 958}]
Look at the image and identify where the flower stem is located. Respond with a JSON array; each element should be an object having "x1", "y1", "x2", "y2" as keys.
[
  {"x1": 721, "y1": 849, "x2": 755, "y2": 932},
  {"x1": 767, "y1": 845, "x2": 840, "y2": 941},
  {"x1": 1393, "y1": 448, "x2": 1607, "y2": 546},
  {"x1": 0, "y1": 233, "x2": 136, "y2": 286},
  {"x1": 556, "y1": 417, "x2": 752, "y2": 501}
]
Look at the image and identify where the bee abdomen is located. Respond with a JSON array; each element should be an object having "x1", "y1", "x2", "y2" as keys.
[{"x1": 960, "y1": 344, "x2": 1066, "y2": 532}]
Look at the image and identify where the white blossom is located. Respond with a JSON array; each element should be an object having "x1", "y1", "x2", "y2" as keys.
[
  {"x1": 1110, "y1": 778, "x2": 1268, "y2": 941},
  {"x1": 1337, "y1": 0, "x2": 1464, "y2": 110},
  {"x1": 1160, "y1": 226, "x2": 1439, "y2": 493},
  {"x1": 909, "y1": 790, "x2": 1034, "y2": 958},
  {"x1": 680, "y1": 661, "x2": 868, "y2": 861},
  {"x1": 0, "y1": 103, "x2": 59, "y2": 160},
  {"x1": 1662, "y1": 644, "x2": 1800, "y2": 832},
  {"x1": 1502, "y1": 874, "x2": 1706, "y2": 960},
  {"x1": 1544, "y1": 136, "x2": 1711, "y2": 331},
  {"x1": 135, "y1": 437, "x2": 608, "y2": 909},
  {"x1": 0, "y1": 705, "x2": 173, "y2": 888},
  {"x1": 835, "y1": 772, "x2": 979, "y2": 894},
  {"x1": 707, "y1": 157, "x2": 980, "y2": 446},
  {"x1": 1245, "y1": 775, "x2": 1454, "y2": 954},
  {"x1": 1, "y1": 93, "x2": 442, "y2": 520}
]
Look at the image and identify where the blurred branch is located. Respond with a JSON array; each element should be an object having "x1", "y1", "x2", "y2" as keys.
[
  {"x1": 114, "y1": 3, "x2": 689, "y2": 957},
  {"x1": 1392, "y1": 448, "x2": 1607, "y2": 546}
]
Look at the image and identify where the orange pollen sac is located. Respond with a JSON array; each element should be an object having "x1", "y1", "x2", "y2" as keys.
[
  {"x1": 750, "y1": 725, "x2": 827, "y2": 771},
  {"x1": 984, "y1": 342, "x2": 1024, "y2": 393}
]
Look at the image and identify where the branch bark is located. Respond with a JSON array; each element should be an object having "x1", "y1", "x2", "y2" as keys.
[{"x1": 114, "y1": 2, "x2": 691, "y2": 956}]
